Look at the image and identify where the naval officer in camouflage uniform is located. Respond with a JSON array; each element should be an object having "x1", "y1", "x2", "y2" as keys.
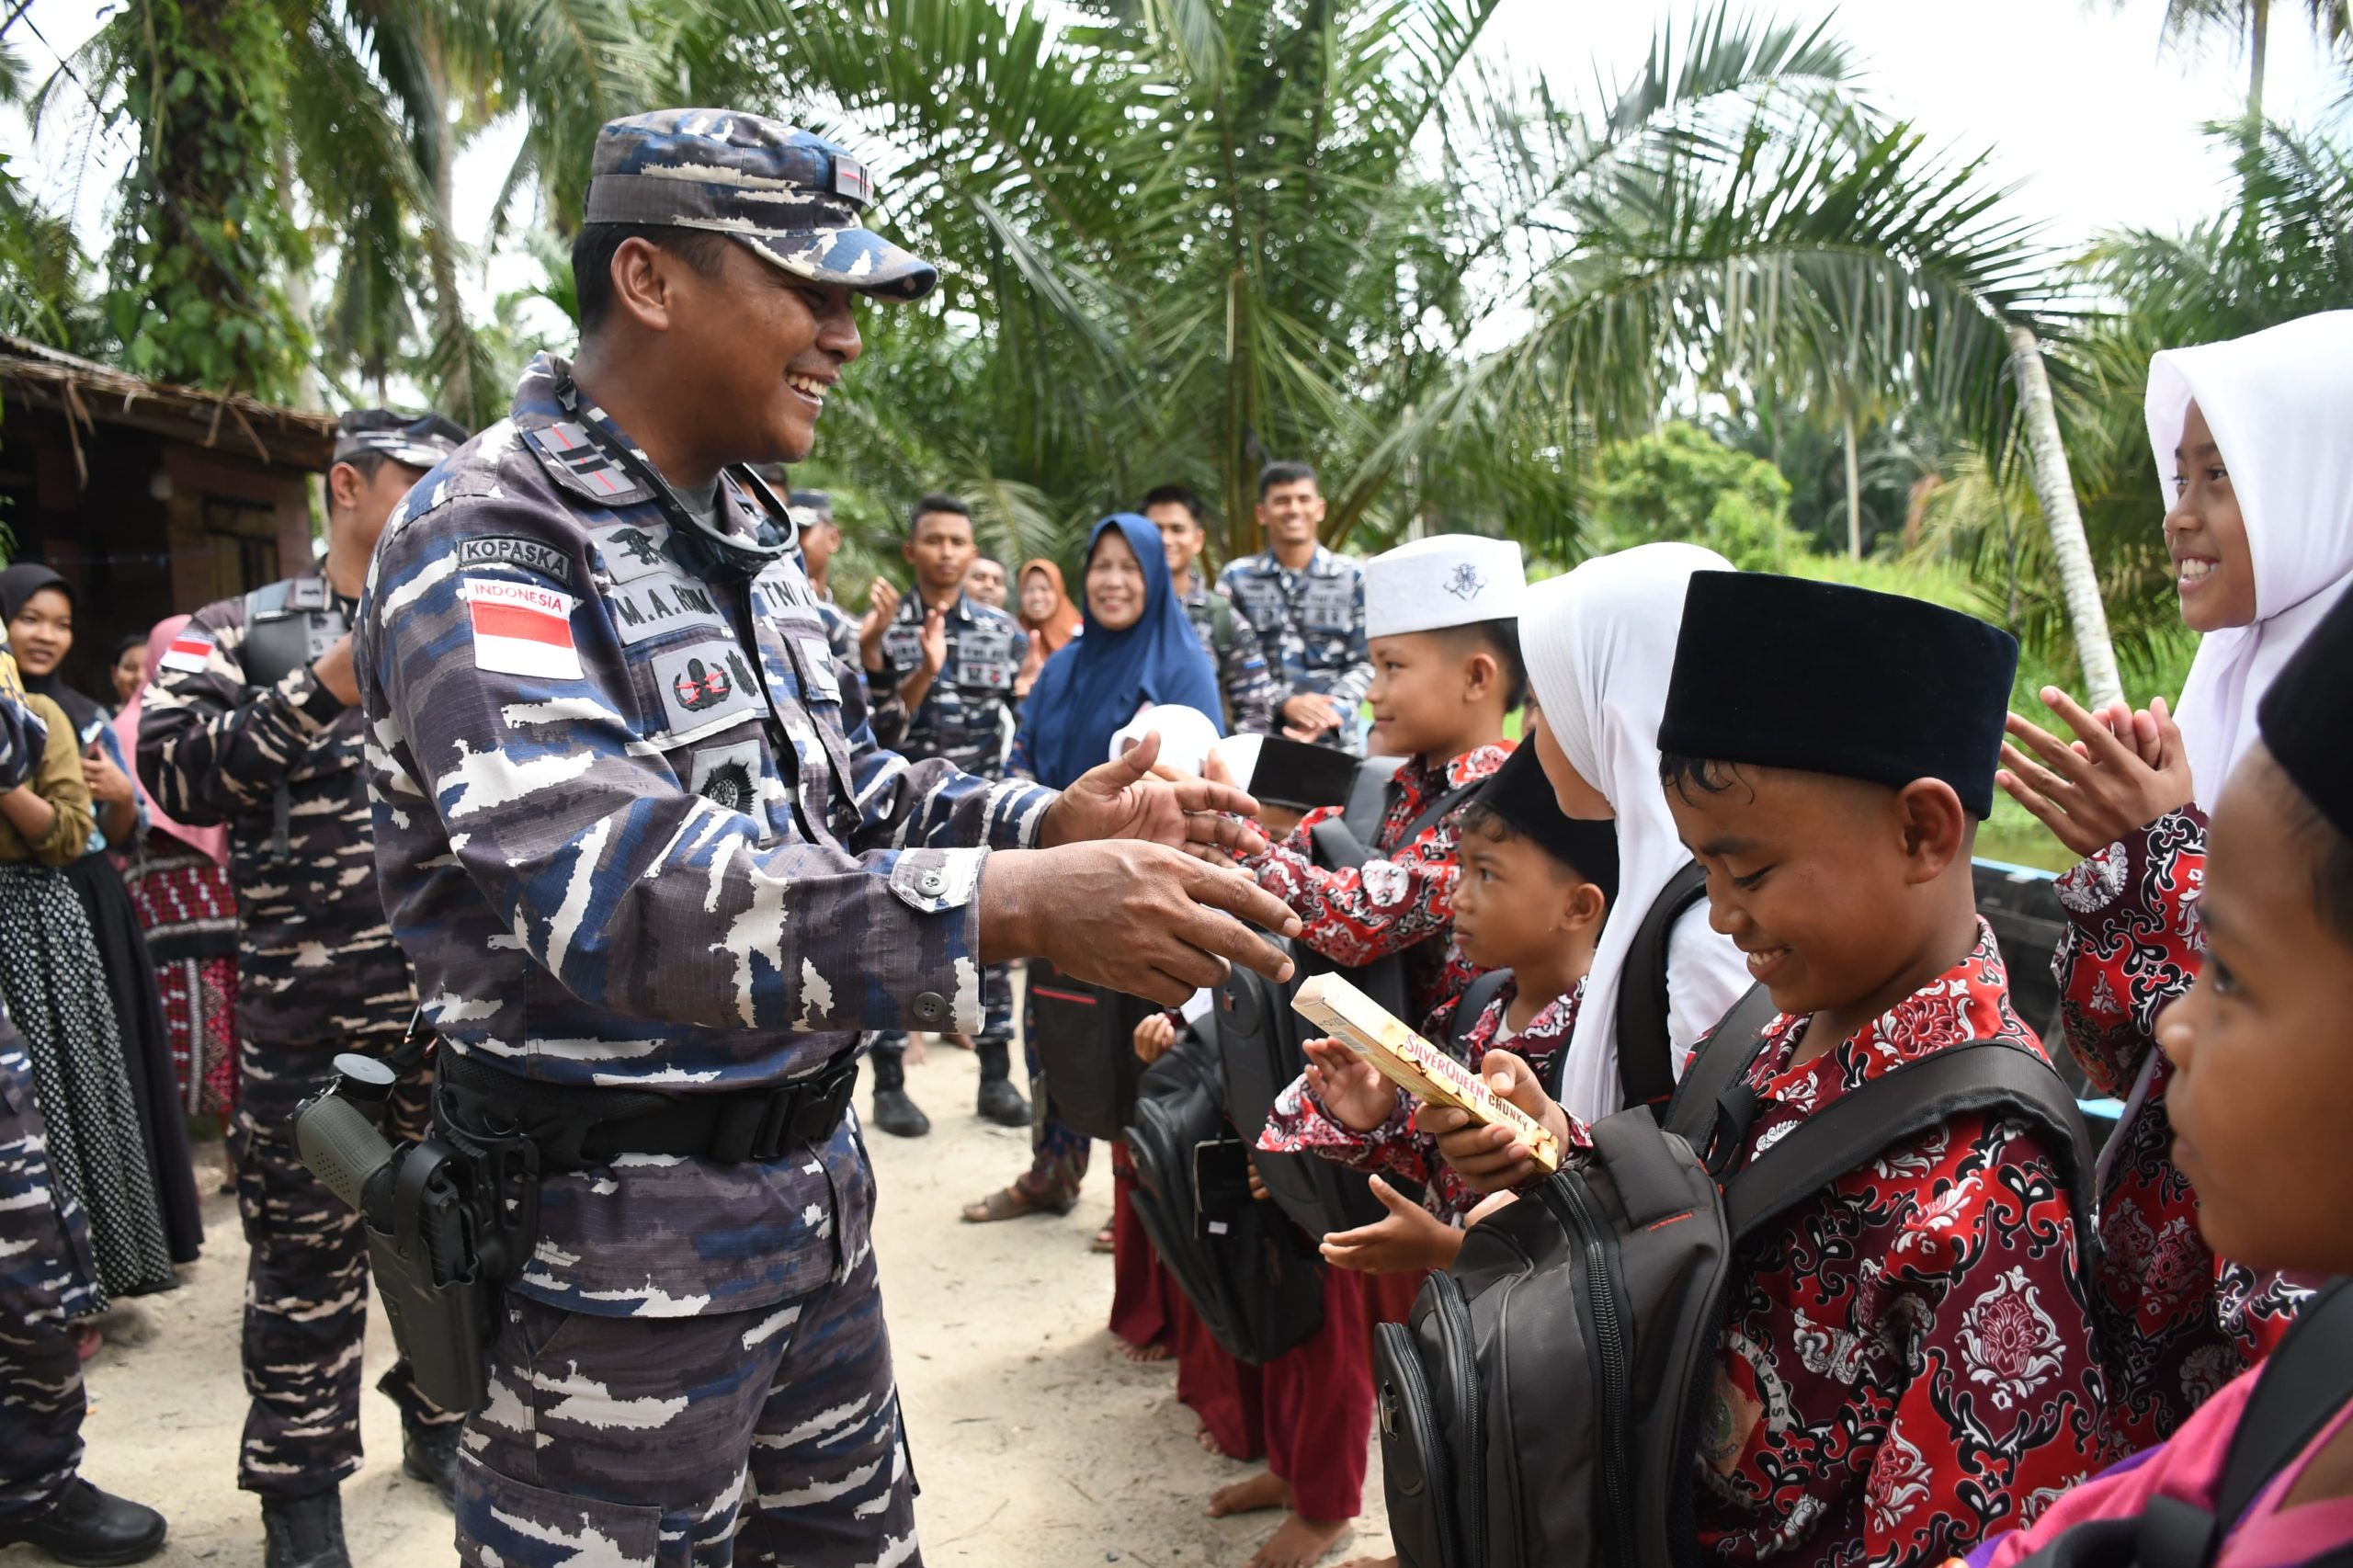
[
  {"x1": 861, "y1": 494, "x2": 1030, "y2": 1137},
  {"x1": 355, "y1": 108, "x2": 1298, "y2": 1568},
  {"x1": 138, "y1": 410, "x2": 470, "y2": 1566},
  {"x1": 1217, "y1": 460, "x2": 1371, "y2": 753},
  {"x1": 0, "y1": 632, "x2": 170, "y2": 1567}
]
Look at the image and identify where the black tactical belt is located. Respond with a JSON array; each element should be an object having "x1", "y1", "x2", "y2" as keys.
[{"x1": 436, "y1": 1048, "x2": 861, "y2": 1172}]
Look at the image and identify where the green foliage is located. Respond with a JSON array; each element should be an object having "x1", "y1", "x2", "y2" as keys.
[
  {"x1": 1587, "y1": 421, "x2": 1802, "y2": 570},
  {"x1": 77, "y1": 0, "x2": 307, "y2": 397}
]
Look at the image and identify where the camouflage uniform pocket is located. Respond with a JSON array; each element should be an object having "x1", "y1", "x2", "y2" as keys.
[{"x1": 455, "y1": 1448, "x2": 671, "y2": 1567}]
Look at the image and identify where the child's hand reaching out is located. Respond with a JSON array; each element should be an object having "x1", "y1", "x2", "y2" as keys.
[
  {"x1": 1421, "y1": 1050, "x2": 1571, "y2": 1195},
  {"x1": 1320, "y1": 1177, "x2": 1462, "y2": 1275},
  {"x1": 1302, "y1": 1037, "x2": 1395, "y2": 1133}
]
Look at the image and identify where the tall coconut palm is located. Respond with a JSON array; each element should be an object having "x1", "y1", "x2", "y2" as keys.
[{"x1": 2100, "y1": 0, "x2": 2351, "y2": 126}]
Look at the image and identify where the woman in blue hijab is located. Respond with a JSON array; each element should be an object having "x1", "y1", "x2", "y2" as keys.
[
  {"x1": 968, "y1": 514, "x2": 1226, "y2": 1229},
  {"x1": 1008, "y1": 514, "x2": 1225, "y2": 791}
]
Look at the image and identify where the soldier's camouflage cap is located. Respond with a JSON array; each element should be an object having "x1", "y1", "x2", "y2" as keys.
[
  {"x1": 585, "y1": 108, "x2": 938, "y2": 302},
  {"x1": 334, "y1": 409, "x2": 469, "y2": 469}
]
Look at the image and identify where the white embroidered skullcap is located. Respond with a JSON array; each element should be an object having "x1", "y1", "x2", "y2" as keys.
[{"x1": 1365, "y1": 534, "x2": 1525, "y2": 639}]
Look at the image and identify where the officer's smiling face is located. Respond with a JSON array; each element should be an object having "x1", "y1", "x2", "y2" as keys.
[{"x1": 682, "y1": 244, "x2": 862, "y2": 466}]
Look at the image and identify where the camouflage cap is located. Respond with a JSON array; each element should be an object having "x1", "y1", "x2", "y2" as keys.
[
  {"x1": 334, "y1": 409, "x2": 469, "y2": 470},
  {"x1": 585, "y1": 108, "x2": 938, "y2": 302}
]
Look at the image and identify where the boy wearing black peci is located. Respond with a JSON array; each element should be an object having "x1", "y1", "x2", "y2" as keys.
[
  {"x1": 1262, "y1": 742, "x2": 1617, "y2": 1264},
  {"x1": 1433, "y1": 573, "x2": 2103, "y2": 1567}
]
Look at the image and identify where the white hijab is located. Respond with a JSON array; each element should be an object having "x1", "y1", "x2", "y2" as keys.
[
  {"x1": 2149, "y1": 311, "x2": 2353, "y2": 805},
  {"x1": 1518, "y1": 542, "x2": 1753, "y2": 1122}
]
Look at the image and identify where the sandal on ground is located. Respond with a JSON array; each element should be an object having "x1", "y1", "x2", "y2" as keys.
[
  {"x1": 1089, "y1": 1224, "x2": 1116, "y2": 1254},
  {"x1": 961, "y1": 1184, "x2": 1075, "y2": 1223}
]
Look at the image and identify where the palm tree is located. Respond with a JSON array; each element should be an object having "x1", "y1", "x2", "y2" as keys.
[{"x1": 2103, "y1": 1, "x2": 2350, "y2": 126}]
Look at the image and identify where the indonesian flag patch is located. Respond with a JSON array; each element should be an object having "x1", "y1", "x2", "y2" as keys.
[
  {"x1": 463, "y1": 578, "x2": 582, "y2": 681},
  {"x1": 160, "y1": 629, "x2": 215, "y2": 674}
]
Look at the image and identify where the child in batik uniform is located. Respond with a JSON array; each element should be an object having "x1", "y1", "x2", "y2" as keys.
[
  {"x1": 1959, "y1": 582, "x2": 2353, "y2": 1567},
  {"x1": 1433, "y1": 573, "x2": 2103, "y2": 1568},
  {"x1": 1996, "y1": 313, "x2": 2353, "y2": 1456},
  {"x1": 1261, "y1": 744, "x2": 1617, "y2": 1270}
]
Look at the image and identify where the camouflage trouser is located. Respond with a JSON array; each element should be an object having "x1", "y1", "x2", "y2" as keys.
[
  {"x1": 231, "y1": 1033, "x2": 464, "y2": 1496},
  {"x1": 871, "y1": 959, "x2": 1014, "y2": 1058},
  {"x1": 0, "y1": 1027, "x2": 98, "y2": 1522},
  {"x1": 456, "y1": 1233, "x2": 916, "y2": 1567}
]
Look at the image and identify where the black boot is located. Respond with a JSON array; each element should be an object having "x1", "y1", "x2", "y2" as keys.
[
  {"x1": 870, "y1": 1045, "x2": 930, "y2": 1138},
  {"x1": 402, "y1": 1415, "x2": 461, "y2": 1506},
  {"x1": 974, "y1": 1040, "x2": 1030, "y2": 1128},
  {"x1": 0, "y1": 1480, "x2": 166, "y2": 1566},
  {"x1": 260, "y1": 1489, "x2": 350, "y2": 1568}
]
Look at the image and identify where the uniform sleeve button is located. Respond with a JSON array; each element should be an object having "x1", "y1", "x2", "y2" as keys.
[
  {"x1": 916, "y1": 870, "x2": 945, "y2": 896},
  {"x1": 913, "y1": 992, "x2": 946, "y2": 1023}
]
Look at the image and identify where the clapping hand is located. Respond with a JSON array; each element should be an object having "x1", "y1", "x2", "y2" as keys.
[
  {"x1": 1997, "y1": 687, "x2": 2195, "y2": 858},
  {"x1": 1320, "y1": 1177, "x2": 1464, "y2": 1275},
  {"x1": 1040, "y1": 730, "x2": 1268, "y2": 861},
  {"x1": 858, "y1": 578, "x2": 900, "y2": 671}
]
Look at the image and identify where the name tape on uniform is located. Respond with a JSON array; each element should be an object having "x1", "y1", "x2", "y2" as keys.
[
  {"x1": 462, "y1": 578, "x2": 583, "y2": 681},
  {"x1": 160, "y1": 629, "x2": 216, "y2": 675}
]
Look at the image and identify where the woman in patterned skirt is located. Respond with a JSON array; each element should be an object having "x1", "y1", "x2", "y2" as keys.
[
  {"x1": 0, "y1": 676, "x2": 177, "y2": 1308},
  {"x1": 112, "y1": 618, "x2": 239, "y2": 1134}
]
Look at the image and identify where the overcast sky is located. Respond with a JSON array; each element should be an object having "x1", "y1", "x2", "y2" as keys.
[{"x1": 6, "y1": 0, "x2": 2342, "y2": 326}]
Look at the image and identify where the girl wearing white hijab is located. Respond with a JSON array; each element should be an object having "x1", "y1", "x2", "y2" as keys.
[
  {"x1": 1516, "y1": 542, "x2": 1754, "y2": 1123},
  {"x1": 1995, "y1": 309, "x2": 2353, "y2": 1454}
]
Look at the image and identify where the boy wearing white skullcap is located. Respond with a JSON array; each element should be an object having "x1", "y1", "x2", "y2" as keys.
[{"x1": 1218, "y1": 531, "x2": 1528, "y2": 1568}]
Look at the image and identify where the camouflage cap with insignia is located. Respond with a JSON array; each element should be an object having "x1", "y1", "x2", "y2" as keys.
[
  {"x1": 585, "y1": 108, "x2": 938, "y2": 302},
  {"x1": 335, "y1": 409, "x2": 469, "y2": 470}
]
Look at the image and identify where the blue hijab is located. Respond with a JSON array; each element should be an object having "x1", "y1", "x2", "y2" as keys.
[{"x1": 1019, "y1": 514, "x2": 1225, "y2": 790}]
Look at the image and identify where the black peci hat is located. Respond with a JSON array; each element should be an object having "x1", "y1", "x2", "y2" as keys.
[
  {"x1": 2257, "y1": 581, "x2": 2353, "y2": 840},
  {"x1": 1657, "y1": 572, "x2": 2019, "y2": 819},
  {"x1": 1470, "y1": 745, "x2": 1620, "y2": 903}
]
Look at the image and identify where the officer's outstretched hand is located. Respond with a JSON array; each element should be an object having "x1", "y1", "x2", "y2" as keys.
[
  {"x1": 1040, "y1": 730, "x2": 1268, "y2": 861},
  {"x1": 977, "y1": 840, "x2": 1300, "y2": 1006}
]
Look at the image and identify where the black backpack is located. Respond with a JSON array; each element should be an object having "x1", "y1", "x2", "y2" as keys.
[
  {"x1": 1122, "y1": 1014, "x2": 1326, "y2": 1366},
  {"x1": 1026, "y1": 960, "x2": 1157, "y2": 1142},
  {"x1": 1216, "y1": 758, "x2": 1472, "y2": 1241},
  {"x1": 1374, "y1": 983, "x2": 2095, "y2": 1568},
  {"x1": 2010, "y1": 1279, "x2": 2353, "y2": 1568}
]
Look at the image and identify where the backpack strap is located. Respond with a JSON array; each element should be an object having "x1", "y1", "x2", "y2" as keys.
[
  {"x1": 1613, "y1": 860, "x2": 1712, "y2": 1110},
  {"x1": 1449, "y1": 969, "x2": 1514, "y2": 1060},
  {"x1": 2180, "y1": 1278, "x2": 2353, "y2": 1557},
  {"x1": 1310, "y1": 757, "x2": 1403, "y2": 870},
  {"x1": 1660, "y1": 983, "x2": 1779, "y2": 1159},
  {"x1": 1720, "y1": 1041, "x2": 2093, "y2": 1250},
  {"x1": 1208, "y1": 591, "x2": 1235, "y2": 657}
]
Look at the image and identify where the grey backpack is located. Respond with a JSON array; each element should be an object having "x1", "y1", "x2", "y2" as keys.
[{"x1": 1373, "y1": 985, "x2": 2093, "y2": 1568}]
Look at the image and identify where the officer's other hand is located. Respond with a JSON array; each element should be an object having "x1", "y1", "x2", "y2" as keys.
[
  {"x1": 1133, "y1": 1012, "x2": 1177, "y2": 1063},
  {"x1": 1420, "y1": 1050, "x2": 1570, "y2": 1196},
  {"x1": 1040, "y1": 730, "x2": 1269, "y2": 861},
  {"x1": 977, "y1": 840, "x2": 1300, "y2": 1006},
  {"x1": 917, "y1": 607, "x2": 948, "y2": 676},
  {"x1": 312, "y1": 633, "x2": 361, "y2": 707}
]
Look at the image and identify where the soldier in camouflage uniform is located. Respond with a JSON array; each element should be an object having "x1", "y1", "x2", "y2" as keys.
[
  {"x1": 355, "y1": 107, "x2": 1296, "y2": 1568},
  {"x1": 1140, "y1": 483, "x2": 1279, "y2": 735},
  {"x1": 861, "y1": 494, "x2": 1029, "y2": 1138},
  {"x1": 137, "y1": 410, "x2": 470, "y2": 1567},
  {"x1": 1217, "y1": 460, "x2": 1372, "y2": 754},
  {"x1": 0, "y1": 632, "x2": 170, "y2": 1566}
]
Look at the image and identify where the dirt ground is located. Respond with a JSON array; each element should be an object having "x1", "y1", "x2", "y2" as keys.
[{"x1": 7, "y1": 1040, "x2": 1392, "y2": 1568}]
